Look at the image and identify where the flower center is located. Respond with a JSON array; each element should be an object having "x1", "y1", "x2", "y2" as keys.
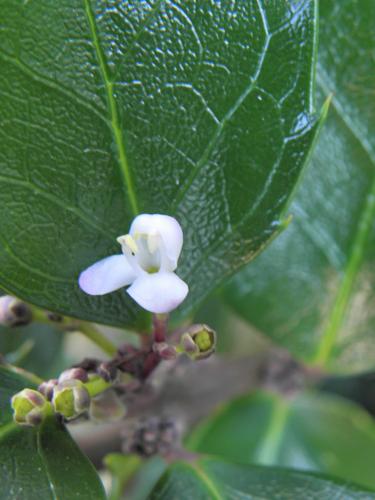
[
  {"x1": 117, "y1": 233, "x2": 162, "y2": 274},
  {"x1": 147, "y1": 266, "x2": 159, "y2": 274}
]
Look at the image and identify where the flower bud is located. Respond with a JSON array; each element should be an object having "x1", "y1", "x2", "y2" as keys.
[
  {"x1": 179, "y1": 324, "x2": 216, "y2": 360},
  {"x1": 97, "y1": 361, "x2": 118, "y2": 382},
  {"x1": 123, "y1": 417, "x2": 178, "y2": 458},
  {"x1": 0, "y1": 296, "x2": 32, "y2": 327},
  {"x1": 11, "y1": 388, "x2": 50, "y2": 426},
  {"x1": 52, "y1": 380, "x2": 90, "y2": 420},
  {"x1": 153, "y1": 342, "x2": 178, "y2": 360},
  {"x1": 38, "y1": 379, "x2": 58, "y2": 401},
  {"x1": 58, "y1": 367, "x2": 88, "y2": 384}
]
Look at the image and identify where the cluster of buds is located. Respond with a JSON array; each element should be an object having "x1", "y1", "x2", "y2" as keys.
[
  {"x1": 152, "y1": 324, "x2": 216, "y2": 362},
  {"x1": 38, "y1": 367, "x2": 91, "y2": 421},
  {"x1": 11, "y1": 366, "x2": 125, "y2": 427},
  {"x1": 123, "y1": 417, "x2": 179, "y2": 458}
]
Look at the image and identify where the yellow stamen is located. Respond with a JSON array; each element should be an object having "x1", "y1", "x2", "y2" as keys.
[{"x1": 117, "y1": 234, "x2": 138, "y2": 254}]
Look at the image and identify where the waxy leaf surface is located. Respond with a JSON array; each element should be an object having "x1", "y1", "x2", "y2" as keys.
[
  {"x1": 0, "y1": 1, "x2": 319, "y2": 326},
  {"x1": 224, "y1": 0, "x2": 375, "y2": 370}
]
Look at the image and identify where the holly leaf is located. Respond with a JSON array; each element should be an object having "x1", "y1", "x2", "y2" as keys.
[
  {"x1": 0, "y1": 366, "x2": 105, "y2": 499},
  {"x1": 223, "y1": 0, "x2": 375, "y2": 371},
  {"x1": 149, "y1": 456, "x2": 375, "y2": 499},
  {"x1": 187, "y1": 391, "x2": 375, "y2": 492},
  {"x1": 0, "y1": 0, "x2": 319, "y2": 327}
]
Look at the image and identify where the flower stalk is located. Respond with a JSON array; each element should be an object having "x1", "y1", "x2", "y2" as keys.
[{"x1": 29, "y1": 303, "x2": 117, "y2": 357}]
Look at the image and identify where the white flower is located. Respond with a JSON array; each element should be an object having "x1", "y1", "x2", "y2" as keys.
[{"x1": 78, "y1": 214, "x2": 189, "y2": 314}]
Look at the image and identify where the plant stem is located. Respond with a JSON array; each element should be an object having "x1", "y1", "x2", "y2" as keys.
[
  {"x1": 6, "y1": 364, "x2": 44, "y2": 386},
  {"x1": 29, "y1": 304, "x2": 117, "y2": 357},
  {"x1": 77, "y1": 322, "x2": 117, "y2": 357},
  {"x1": 85, "y1": 376, "x2": 112, "y2": 397},
  {"x1": 152, "y1": 313, "x2": 169, "y2": 343}
]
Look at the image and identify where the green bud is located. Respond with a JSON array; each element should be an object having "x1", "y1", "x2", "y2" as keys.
[
  {"x1": 179, "y1": 324, "x2": 216, "y2": 360},
  {"x1": 52, "y1": 380, "x2": 90, "y2": 420},
  {"x1": 11, "y1": 388, "x2": 50, "y2": 426}
]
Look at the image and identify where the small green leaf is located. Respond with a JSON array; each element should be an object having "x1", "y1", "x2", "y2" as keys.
[
  {"x1": 187, "y1": 391, "x2": 375, "y2": 491},
  {"x1": 0, "y1": 366, "x2": 105, "y2": 499},
  {"x1": 150, "y1": 457, "x2": 375, "y2": 499},
  {"x1": 223, "y1": 0, "x2": 375, "y2": 371},
  {"x1": 0, "y1": 1, "x2": 319, "y2": 327}
]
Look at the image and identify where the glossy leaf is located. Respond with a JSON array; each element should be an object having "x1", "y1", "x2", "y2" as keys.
[
  {"x1": 0, "y1": 366, "x2": 105, "y2": 499},
  {"x1": 0, "y1": 1, "x2": 319, "y2": 327},
  {"x1": 150, "y1": 456, "x2": 375, "y2": 499},
  {"x1": 223, "y1": 0, "x2": 375, "y2": 371},
  {"x1": 187, "y1": 391, "x2": 375, "y2": 491}
]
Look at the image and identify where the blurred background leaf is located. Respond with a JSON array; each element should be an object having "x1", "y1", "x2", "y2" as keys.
[
  {"x1": 0, "y1": 322, "x2": 64, "y2": 379},
  {"x1": 223, "y1": 0, "x2": 375, "y2": 372},
  {"x1": 0, "y1": 0, "x2": 319, "y2": 328},
  {"x1": 149, "y1": 456, "x2": 375, "y2": 499},
  {"x1": 187, "y1": 391, "x2": 375, "y2": 491}
]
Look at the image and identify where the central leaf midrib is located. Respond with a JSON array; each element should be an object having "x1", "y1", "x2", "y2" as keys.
[
  {"x1": 187, "y1": 462, "x2": 224, "y2": 500},
  {"x1": 37, "y1": 421, "x2": 58, "y2": 500},
  {"x1": 312, "y1": 78, "x2": 375, "y2": 365},
  {"x1": 83, "y1": 0, "x2": 139, "y2": 216}
]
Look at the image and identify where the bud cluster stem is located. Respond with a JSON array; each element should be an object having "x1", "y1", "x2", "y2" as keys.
[
  {"x1": 29, "y1": 304, "x2": 117, "y2": 357},
  {"x1": 85, "y1": 376, "x2": 112, "y2": 397}
]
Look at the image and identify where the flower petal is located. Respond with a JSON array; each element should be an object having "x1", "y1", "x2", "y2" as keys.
[
  {"x1": 79, "y1": 255, "x2": 137, "y2": 295},
  {"x1": 127, "y1": 272, "x2": 188, "y2": 313},
  {"x1": 130, "y1": 214, "x2": 183, "y2": 270}
]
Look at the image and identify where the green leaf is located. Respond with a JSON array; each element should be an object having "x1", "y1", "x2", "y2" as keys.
[
  {"x1": 0, "y1": 323, "x2": 64, "y2": 378},
  {"x1": 104, "y1": 453, "x2": 142, "y2": 500},
  {"x1": 223, "y1": 0, "x2": 375, "y2": 371},
  {"x1": 0, "y1": 366, "x2": 105, "y2": 499},
  {"x1": 0, "y1": 1, "x2": 319, "y2": 327},
  {"x1": 187, "y1": 391, "x2": 375, "y2": 491},
  {"x1": 150, "y1": 456, "x2": 375, "y2": 499},
  {"x1": 105, "y1": 454, "x2": 167, "y2": 500}
]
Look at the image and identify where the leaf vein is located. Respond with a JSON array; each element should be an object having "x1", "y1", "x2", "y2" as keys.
[
  {"x1": 186, "y1": 463, "x2": 224, "y2": 500},
  {"x1": 83, "y1": 0, "x2": 139, "y2": 215},
  {"x1": 0, "y1": 50, "x2": 108, "y2": 125},
  {"x1": 172, "y1": 6, "x2": 271, "y2": 211},
  {"x1": 36, "y1": 422, "x2": 58, "y2": 500},
  {"x1": 0, "y1": 175, "x2": 113, "y2": 241},
  {"x1": 312, "y1": 78, "x2": 375, "y2": 364}
]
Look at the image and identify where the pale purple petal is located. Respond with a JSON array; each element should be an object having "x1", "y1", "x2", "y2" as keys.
[
  {"x1": 79, "y1": 254, "x2": 137, "y2": 295},
  {"x1": 130, "y1": 214, "x2": 183, "y2": 270},
  {"x1": 127, "y1": 272, "x2": 188, "y2": 313}
]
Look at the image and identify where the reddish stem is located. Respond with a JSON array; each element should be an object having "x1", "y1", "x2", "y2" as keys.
[{"x1": 152, "y1": 314, "x2": 168, "y2": 343}]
